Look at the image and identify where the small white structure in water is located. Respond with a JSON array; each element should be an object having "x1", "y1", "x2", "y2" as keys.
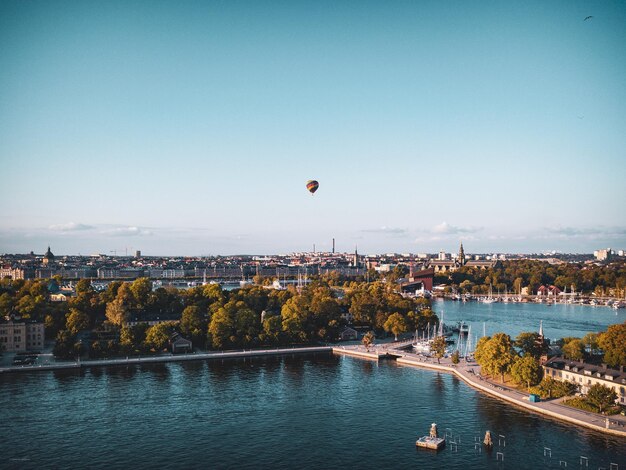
[{"x1": 416, "y1": 423, "x2": 446, "y2": 450}]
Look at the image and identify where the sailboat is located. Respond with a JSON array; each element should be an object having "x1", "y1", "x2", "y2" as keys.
[{"x1": 482, "y1": 284, "x2": 496, "y2": 304}]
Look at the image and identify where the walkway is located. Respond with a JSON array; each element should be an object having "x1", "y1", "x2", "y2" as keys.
[
  {"x1": 0, "y1": 346, "x2": 333, "y2": 374},
  {"x1": 333, "y1": 343, "x2": 626, "y2": 438}
]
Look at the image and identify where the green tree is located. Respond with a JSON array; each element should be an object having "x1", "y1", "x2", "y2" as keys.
[
  {"x1": 120, "y1": 325, "x2": 141, "y2": 355},
  {"x1": 451, "y1": 350, "x2": 460, "y2": 364},
  {"x1": 261, "y1": 315, "x2": 283, "y2": 345},
  {"x1": 432, "y1": 336, "x2": 447, "y2": 364},
  {"x1": 53, "y1": 330, "x2": 76, "y2": 359},
  {"x1": 383, "y1": 312, "x2": 407, "y2": 341},
  {"x1": 0, "y1": 292, "x2": 15, "y2": 315},
  {"x1": 562, "y1": 339, "x2": 585, "y2": 361},
  {"x1": 362, "y1": 331, "x2": 375, "y2": 351},
  {"x1": 348, "y1": 291, "x2": 378, "y2": 325},
  {"x1": 582, "y1": 332, "x2": 599, "y2": 355},
  {"x1": 515, "y1": 332, "x2": 547, "y2": 358},
  {"x1": 130, "y1": 278, "x2": 152, "y2": 308},
  {"x1": 281, "y1": 296, "x2": 311, "y2": 343},
  {"x1": 144, "y1": 322, "x2": 175, "y2": 352},
  {"x1": 65, "y1": 308, "x2": 89, "y2": 334},
  {"x1": 208, "y1": 307, "x2": 234, "y2": 350},
  {"x1": 510, "y1": 354, "x2": 543, "y2": 390},
  {"x1": 597, "y1": 322, "x2": 626, "y2": 368},
  {"x1": 586, "y1": 383, "x2": 617, "y2": 413},
  {"x1": 105, "y1": 297, "x2": 129, "y2": 326},
  {"x1": 235, "y1": 307, "x2": 260, "y2": 347},
  {"x1": 180, "y1": 306, "x2": 206, "y2": 345},
  {"x1": 75, "y1": 279, "x2": 93, "y2": 296},
  {"x1": 476, "y1": 333, "x2": 517, "y2": 383},
  {"x1": 529, "y1": 376, "x2": 577, "y2": 399}
]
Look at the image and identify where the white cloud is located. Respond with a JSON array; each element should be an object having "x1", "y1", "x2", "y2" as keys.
[
  {"x1": 48, "y1": 222, "x2": 94, "y2": 231},
  {"x1": 432, "y1": 221, "x2": 482, "y2": 235},
  {"x1": 101, "y1": 226, "x2": 153, "y2": 237},
  {"x1": 541, "y1": 225, "x2": 626, "y2": 239},
  {"x1": 361, "y1": 226, "x2": 408, "y2": 235}
]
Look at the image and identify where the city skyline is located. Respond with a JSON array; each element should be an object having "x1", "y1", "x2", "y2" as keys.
[{"x1": 1, "y1": 1, "x2": 625, "y2": 256}]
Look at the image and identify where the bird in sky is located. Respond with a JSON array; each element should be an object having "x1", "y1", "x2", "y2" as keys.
[{"x1": 584, "y1": 15, "x2": 593, "y2": 21}]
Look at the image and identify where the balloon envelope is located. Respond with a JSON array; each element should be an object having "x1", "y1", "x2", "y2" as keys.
[{"x1": 306, "y1": 180, "x2": 319, "y2": 194}]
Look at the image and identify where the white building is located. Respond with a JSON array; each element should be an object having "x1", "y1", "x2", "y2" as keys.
[{"x1": 543, "y1": 357, "x2": 626, "y2": 405}]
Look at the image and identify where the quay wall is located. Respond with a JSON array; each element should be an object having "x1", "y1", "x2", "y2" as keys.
[
  {"x1": 0, "y1": 346, "x2": 333, "y2": 374},
  {"x1": 395, "y1": 356, "x2": 626, "y2": 439},
  {"x1": 331, "y1": 347, "x2": 383, "y2": 361}
]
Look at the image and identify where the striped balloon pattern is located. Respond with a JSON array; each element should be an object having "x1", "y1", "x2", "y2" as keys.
[{"x1": 306, "y1": 180, "x2": 319, "y2": 195}]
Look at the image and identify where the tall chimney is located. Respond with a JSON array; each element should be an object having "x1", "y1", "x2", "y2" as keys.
[{"x1": 332, "y1": 238, "x2": 335, "y2": 254}]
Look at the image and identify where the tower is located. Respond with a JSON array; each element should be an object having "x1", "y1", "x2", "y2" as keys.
[
  {"x1": 353, "y1": 246, "x2": 359, "y2": 268},
  {"x1": 458, "y1": 242, "x2": 466, "y2": 266},
  {"x1": 43, "y1": 246, "x2": 55, "y2": 265},
  {"x1": 536, "y1": 320, "x2": 548, "y2": 364}
]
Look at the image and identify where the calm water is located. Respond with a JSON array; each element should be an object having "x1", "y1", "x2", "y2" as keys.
[
  {"x1": 1, "y1": 354, "x2": 625, "y2": 469},
  {"x1": 1, "y1": 302, "x2": 625, "y2": 469},
  {"x1": 433, "y1": 299, "x2": 625, "y2": 340}
]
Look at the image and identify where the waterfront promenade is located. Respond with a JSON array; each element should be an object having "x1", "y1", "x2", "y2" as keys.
[
  {"x1": 333, "y1": 343, "x2": 626, "y2": 438},
  {"x1": 0, "y1": 346, "x2": 332, "y2": 374}
]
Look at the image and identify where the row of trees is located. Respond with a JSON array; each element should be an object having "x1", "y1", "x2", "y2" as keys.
[
  {"x1": 1, "y1": 277, "x2": 438, "y2": 359},
  {"x1": 435, "y1": 259, "x2": 626, "y2": 296},
  {"x1": 557, "y1": 323, "x2": 626, "y2": 368},
  {"x1": 475, "y1": 332, "x2": 547, "y2": 388}
]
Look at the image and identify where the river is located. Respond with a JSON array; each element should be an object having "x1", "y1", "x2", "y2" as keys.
[{"x1": 1, "y1": 302, "x2": 625, "y2": 469}]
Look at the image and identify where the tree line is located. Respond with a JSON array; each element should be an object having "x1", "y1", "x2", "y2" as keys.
[
  {"x1": 435, "y1": 259, "x2": 626, "y2": 296},
  {"x1": 0, "y1": 278, "x2": 437, "y2": 359}
]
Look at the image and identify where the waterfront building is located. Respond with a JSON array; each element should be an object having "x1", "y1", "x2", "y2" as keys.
[
  {"x1": 537, "y1": 285, "x2": 561, "y2": 297},
  {"x1": 400, "y1": 268, "x2": 434, "y2": 293},
  {"x1": 542, "y1": 357, "x2": 626, "y2": 405},
  {"x1": 0, "y1": 318, "x2": 45, "y2": 352},
  {"x1": 338, "y1": 327, "x2": 358, "y2": 341},
  {"x1": 170, "y1": 333, "x2": 192, "y2": 353}
]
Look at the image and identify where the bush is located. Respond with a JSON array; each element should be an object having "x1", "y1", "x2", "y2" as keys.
[
  {"x1": 563, "y1": 397, "x2": 598, "y2": 413},
  {"x1": 529, "y1": 377, "x2": 577, "y2": 399}
]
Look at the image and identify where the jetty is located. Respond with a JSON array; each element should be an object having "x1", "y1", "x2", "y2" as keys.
[{"x1": 416, "y1": 423, "x2": 446, "y2": 450}]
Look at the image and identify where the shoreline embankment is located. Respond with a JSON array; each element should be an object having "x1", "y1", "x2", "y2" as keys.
[
  {"x1": 332, "y1": 345, "x2": 626, "y2": 439},
  {"x1": 0, "y1": 346, "x2": 333, "y2": 374}
]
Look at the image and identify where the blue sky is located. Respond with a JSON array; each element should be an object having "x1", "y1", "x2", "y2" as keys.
[{"x1": 1, "y1": 0, "x2": 625, "y2": 255}]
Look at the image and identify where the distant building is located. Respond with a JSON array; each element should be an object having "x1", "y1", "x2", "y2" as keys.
[
  {"x1": 0, "y1": 266, "x2": 33, "y2": 280},
  {"x1": 537, "y1": 285, "x2": 561, "y2": 297},
  {"x1": 429, "y1": 243, "x2": 497, "y2": 273},
  {"x1": 400, "y1": 268, "x2": 434, "y2": 293},
  {"x1": 338, "y1": 327, "x2": 358, "y2": 341},
  {"x1": 0, "y1": 318, "x2": 45, "y2": 352},
  {"x1": 594, "y1": 248, "x2": 612, "y2": 261},
  {"x1": 43, "y1": 246, "x2": 55, "y2": 265}
]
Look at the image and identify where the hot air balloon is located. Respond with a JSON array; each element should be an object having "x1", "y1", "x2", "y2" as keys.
[{"x1": 306, "y1": 180, "x2": 319, "y2": 195}]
